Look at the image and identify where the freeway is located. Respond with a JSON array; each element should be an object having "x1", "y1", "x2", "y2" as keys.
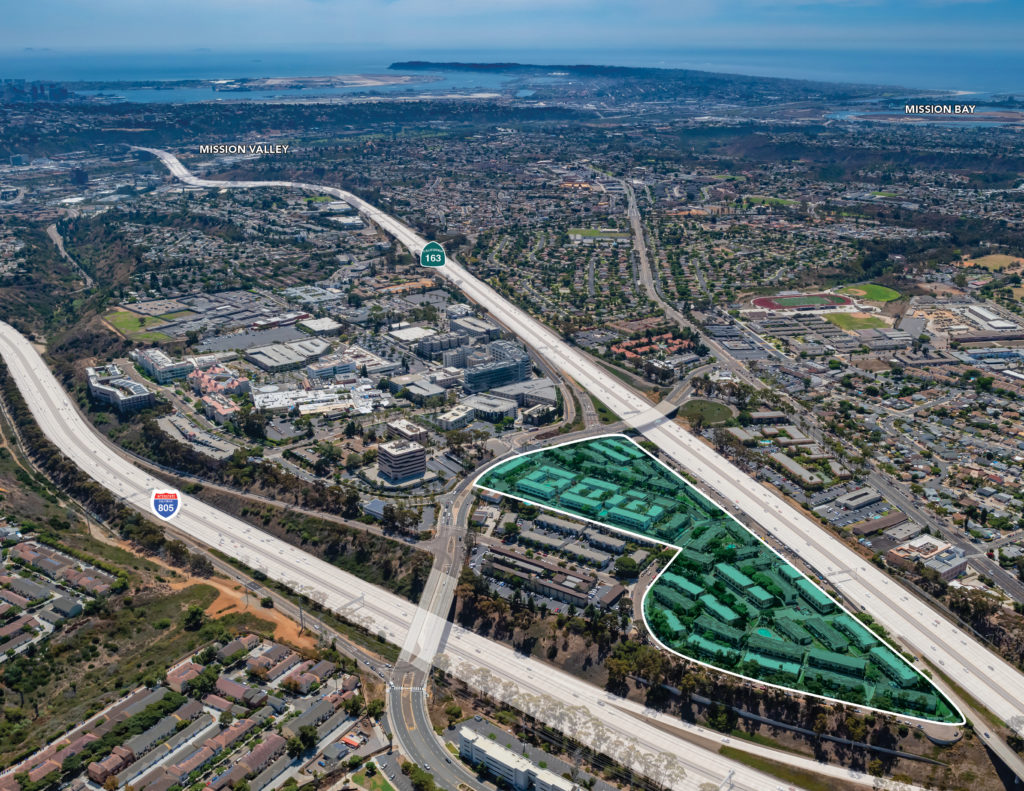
[
  {"x1": 0, "y1": 319, "x2": 820, "y2": 791},
  {"x1": 134, "y1": 147, "x2": 1024, "y2": 777}
]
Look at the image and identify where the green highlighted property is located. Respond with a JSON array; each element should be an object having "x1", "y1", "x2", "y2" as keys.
[{"x1": 476, "y1": 435, "x2": 961, "y2": 723}]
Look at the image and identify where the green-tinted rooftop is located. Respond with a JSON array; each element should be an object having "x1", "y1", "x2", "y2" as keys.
[{"x1": 476, "y1": 435, "x2": 961, "y2": 724}]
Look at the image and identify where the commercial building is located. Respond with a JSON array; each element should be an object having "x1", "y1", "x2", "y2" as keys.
[
  {"x1": 202, "y1": 393, "x2": 241, "y2": 424},
  {"x1": 459, "y1": 728, "x2": 579, "y2": 791},
  {"x1": 887, "y1": 535, "x2": 968, "y2": 580},
  {"x1": 436, "y1": 403, "x2": 475, "y2": 431},
  {"x1": 835, "y1": 488, "x2": 883, "y2": 510},
  {"x1": 490, "y1": 377, "x2": 558, "y2": 407},
  {"x1": 297, "y1": 317, "x2": 343, "y2": 336},
  {"x1": 304, "y1": 352, "x2": 356, "y2": 380},
  {"x1": 246, "y1": 338, "x2": 331, "y2": 372},
  {"x1": 387, "y1": 418, "x2": 428, "y2": 443},
  {"x1": 377, "y1": 439, "x2": 427, "y2": 482},
  {"x1": 188, "y1": 365, "x2": 250, "y2": 396},
  {"x1": 133, "y1": 348, "x2": 194, "y2": 384},
  {"x1": 86, "y1": 365, "x2": 155, "y2": 413},
  {"x1": 451, "y1": 315, "x2": 501, "y2": 341},
  {"x1": 462, "y1": 394, "x2": 518, "y2": 422},
  {"x1": 464, "y1": 342, "x2": 532, "y2": 393},
  {"x1": 417, "y1": 331, "x2": 467, "y2": 359}
]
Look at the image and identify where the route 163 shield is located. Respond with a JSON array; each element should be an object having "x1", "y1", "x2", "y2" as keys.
[{"x1": 151, "y1": 489, "x2": 182, "y2": 520}]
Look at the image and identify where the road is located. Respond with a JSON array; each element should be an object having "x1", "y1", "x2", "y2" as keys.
[
  {"x1": 46, "y1": 221, "x2": 94, "y2": 291},
  {"x1": 0, "y1": 319, "x2": 824, "y2": 791},
  {"x1": 136, "y1": 146, "x2": 1024, "y2": 775}
]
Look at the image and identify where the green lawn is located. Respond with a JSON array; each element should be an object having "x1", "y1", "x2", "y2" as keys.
[
  {"x1": 871, "y1": 191, "x2": 898, "y2": 198},
  {"x1": 744, "y1": 195, "x2": 796, "y2": 207},
  {"x1": 105, "y1": 309, "x2": 151, "y2": 334},
  {"x1": 838, "y1": 283, "x2": 902, "y2": 302},
  {"x1": 353, "y1": 765, "x2": 396, "y2": 791},
  {"x1": 824, "y1": 313, "x2": 888, "y2": 331},
  {"x1": 105, "y1": 310, "x2": 172, "y2": 341},
  {"x1": 589, "y1": 394, "x2": 619, "y2": 424},
  {"x1": 157, "y1": 310, "x2": 198, "y2": 320},
  {"x1": 678, "y1": 399, "x2": 732, "y2": 425}
]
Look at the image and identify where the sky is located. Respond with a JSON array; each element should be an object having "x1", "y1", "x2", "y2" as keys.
[{"x1": 3, "y1": 0, "x2": 1022, "y2": 54}]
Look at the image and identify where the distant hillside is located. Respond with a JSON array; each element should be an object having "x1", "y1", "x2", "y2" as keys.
[{"x1": 388, "y1": 60, "x2": 884, "y2": 99}]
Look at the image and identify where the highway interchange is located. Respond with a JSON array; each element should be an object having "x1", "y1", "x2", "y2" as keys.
[
  {"x1": 0, "y1": 318, "x2": 856, "y2": 791},
  {"x1": 3, "y1": 145, "x2": 1017, "y2": 787}
]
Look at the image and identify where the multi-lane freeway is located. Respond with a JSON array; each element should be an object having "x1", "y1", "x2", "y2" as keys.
[
  {"x1": 116, "y1": 147, "x2": 1024, "y2": 773},
  {"x1": 0, "y1": 316, "x2": 864, "y2": 791}
]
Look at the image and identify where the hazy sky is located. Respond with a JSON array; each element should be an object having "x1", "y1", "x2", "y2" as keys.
[{"x1": 3, "y1": 0, "x2": 1021, "y2": 53}]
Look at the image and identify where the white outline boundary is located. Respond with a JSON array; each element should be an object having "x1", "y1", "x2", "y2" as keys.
[{"x1": 472, "y1": 432, "x2": 965, "y2": 728}]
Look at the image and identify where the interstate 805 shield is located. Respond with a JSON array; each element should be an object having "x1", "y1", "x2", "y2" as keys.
[{"x1": 151, "y1": 489, "x2": 181, "y2": 520}]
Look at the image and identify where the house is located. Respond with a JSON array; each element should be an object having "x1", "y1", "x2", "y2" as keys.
[
  {"x1": 167, "y1": 661, "x2": 203, "y2": 693},
  {"x1": 238, "y1": 733, "x2": 287, "y2": 776},
  {"x1": 216, "y1": 634, "x2": 260, "y2": 662}
]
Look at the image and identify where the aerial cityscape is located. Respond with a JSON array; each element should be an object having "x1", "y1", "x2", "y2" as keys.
[{"x1": 0, "y1": 3, "x2": 1023, "y2": 791}]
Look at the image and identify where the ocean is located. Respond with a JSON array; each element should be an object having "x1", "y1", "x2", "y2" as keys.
[{"x1": 1, "y1": 47, "x2": 1021, "y2": 100}]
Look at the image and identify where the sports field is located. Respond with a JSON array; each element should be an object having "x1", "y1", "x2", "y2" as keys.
[
  {"x1": 104, "y1": 309, "x2": 171, "y2": 341},
  {"x1": 838, "y1": 283, "x2": 901, "y2": 302},
  {"x1": 964, "y1": 254, "x2": 1024, "y2": 272},
  {"x1": 825, "y1": 313, "x2": 888, "y2": 331},
  {"x1": 752, "y1": 293, "x2": 851, "y2": 310}
]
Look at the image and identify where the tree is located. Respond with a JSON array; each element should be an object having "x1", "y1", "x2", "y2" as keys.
[
  {"x1": 614, "y1": 556, "x2": 639, "y2": 578},
  {"x1": 182, "y1": 605, "x2": 205, "y2": 631},
  {"x1": 367, "y1": 698, "x2": 385, "y2": 718},
  {"x1": 298, "y1": 724, "x2": 318, "y2": 751},
  {"x1": 444, "y1": 702, "x2": 463, "y2": 727}
]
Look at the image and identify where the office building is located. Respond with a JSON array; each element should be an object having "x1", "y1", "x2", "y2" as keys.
[
  {"x1": 462, "y1": 394, "x2": 518, "y2": 422},
  {"x1": 133, "y1": 348, "x2": 194, "y2": 384},
  {"x1": 202, "y1": 393, "x2": 241, "y2": 424},
  {"x1": 246, "y1": 338, "x2": 331, "y2": 372},
  {"x1": 436, "y1": 404, "x2": 475, "y2": 431},
  {"x1": 451, "y1": 315, "x2": 502, "y2": 341},
  {"x1": 459, "y1": 728, "x2": 579, "y2": 791},
  {"x1": 377, "y1": 439, "x2": 427, "y2": 482},
  {"x1": 464, "y1": 342, "x2": 531, "y2": 393},
  {"x1": 417, "y1": 331, "x2": 467, "y2": 359},
  {"x1": 387, "y1": 418, "x2": 428, "y2": 443},
  {"x1": 86, "y1": 365, "x2": 155, "y2": 413}
]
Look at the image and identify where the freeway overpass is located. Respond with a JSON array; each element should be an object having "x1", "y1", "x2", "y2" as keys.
[
  {"x1": 139, "y1": 146, "x2": 1024, "y2": 741},
  {"x1": 0, "y1": 319, "x2": 842, "y2": 791}
]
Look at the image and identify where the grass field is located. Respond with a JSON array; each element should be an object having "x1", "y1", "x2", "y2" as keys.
[
  {"x1": 353, "y1": 766, "x2": 395, "y2": 791},
  {"x1": 105, "y1": 309, "x2": 172, "y2": 341},
  {"x1": 678, "y1": 399, "x2": 732, "y2": 425},
  {"x1": 744, "y1": 195, "x2": 796, "y2": 207},
  {"x1": 824, "y1": 313, "x2": 888, "y2": 330},
  {"x1": 871, "y1": 191, "x2": 898, "y2": 198},
  {"x1": 965, "y1": 254, "x2": 1024, "y2": 272},
  {"x1": 157, "y1": 310, "x2": 198, "y2": 320},
  {"x1": 589, "y1": 394, "x2": 619, "y2": 424},
  {"x1": 773, "y1": 294, "x2": 844, "y2": 307},
  {"x1": 839, "y1": 283, "x2": 902, "y2": 302}
]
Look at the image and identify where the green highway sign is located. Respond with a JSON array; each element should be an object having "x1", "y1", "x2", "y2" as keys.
[{"x1": 420, "y1": 241, "x2": 446, "y2": 268}]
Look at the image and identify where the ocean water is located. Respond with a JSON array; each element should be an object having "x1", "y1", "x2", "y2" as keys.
[{"x1": 1, "y1": 47, "x2": 1021, "y2": 100}]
